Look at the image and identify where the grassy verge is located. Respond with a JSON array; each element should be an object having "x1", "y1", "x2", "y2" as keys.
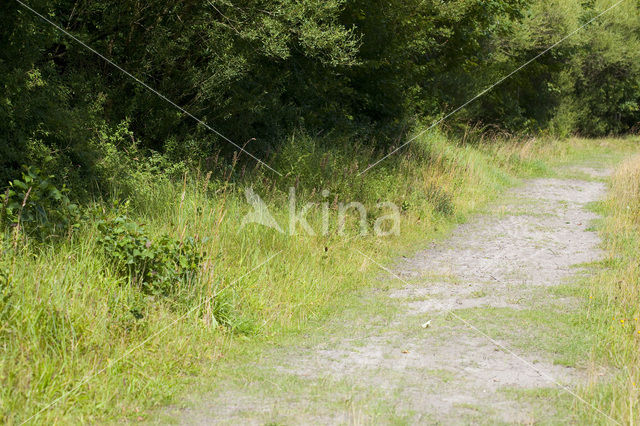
[
  {"x1": 575, "y1": 153, "x2": 640, "y2": 424},
  {"x1": 0, "y1": 131, "x2": 636, "y2": 423}
]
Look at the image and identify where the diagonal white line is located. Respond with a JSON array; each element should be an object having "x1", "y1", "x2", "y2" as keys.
[
  {"x1": 19, "y1": 251, "x2": 282, "y2": 425},
  {"x1": 14, "y1": 0, "x2": 283, "y2": 177},
  {"x1": 358, "y1": 0, "x2": 627, "y2": 176},
  {"x1": 354, "y1": 248, "x2": 621, "y2": 425}
]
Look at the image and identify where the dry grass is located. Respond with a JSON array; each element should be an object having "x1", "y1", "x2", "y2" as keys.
[{"x1": 578, "y1": 153, "x2": 640, "y2": 424}]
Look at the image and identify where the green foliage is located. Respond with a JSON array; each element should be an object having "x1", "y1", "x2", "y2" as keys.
[
  {"x1": 483, "y1": 0, "x2": 640, "y2": 136},
  {"x1": 97, "y1": 215, "x2": 203, "y2": 296},
  {"x1": 89, "y1": 119, "x2": 188, "y2": 200},
  {"x1": 0, "y1": 166, "x2": 79, "y2": 240},
  {"x1": 571, "y1": 0, "x2": 640, "y2": 135},
  {"x1": 2, "y1": 0, "x2": 639, "y2": 190}
]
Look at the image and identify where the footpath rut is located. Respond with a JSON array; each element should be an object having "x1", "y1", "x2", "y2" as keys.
[{"x1": 169, "y1": 166, "x2": 610, "y2": 424}]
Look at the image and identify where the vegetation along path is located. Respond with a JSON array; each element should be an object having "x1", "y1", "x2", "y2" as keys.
[{"x1": 165, "y1": 164, "x2": 614, "y2": 424}]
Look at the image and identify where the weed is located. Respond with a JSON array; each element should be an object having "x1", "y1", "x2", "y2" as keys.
[
  {"x1": 97, "y1": 215, "x2": 203, "y2": 297},
  {"x1": 0, "y1": 166, "x2": 79, "y2": 241}
]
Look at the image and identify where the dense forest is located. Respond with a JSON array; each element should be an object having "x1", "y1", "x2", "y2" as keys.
[
  {"x1": 2, "y1": 0, "x2": 640, "y2": 423},
  {"x1": 2, "y1": 0, "x2": 639, "y2": 188}
]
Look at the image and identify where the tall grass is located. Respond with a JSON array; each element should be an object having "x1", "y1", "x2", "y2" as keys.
[
  {"x1": 578, "y1": 154, "x2": 640, "y2": 424},
  {"x1": 0, "y1": 130, "x2": 635, "y2": 423}
]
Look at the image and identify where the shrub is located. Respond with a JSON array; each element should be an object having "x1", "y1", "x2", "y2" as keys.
[
  {"x1": 97, "y1": 215, "x2": 203, "y2": 296},
  {"x1": 0, "y1": 166, "x2": 79, "y2": 240}
]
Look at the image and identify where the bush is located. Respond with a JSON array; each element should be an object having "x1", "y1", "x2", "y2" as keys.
[
  {"x1": 97, "y1": 215, "x2": 203, "y2": 296},
  {"x1": 0, "y1": 166, "x2": 79, "y2": 240}
]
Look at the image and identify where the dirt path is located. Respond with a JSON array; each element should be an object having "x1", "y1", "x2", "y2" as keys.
[{"x1": 167, "y1": 167, "x2": 611, "y2": 424}]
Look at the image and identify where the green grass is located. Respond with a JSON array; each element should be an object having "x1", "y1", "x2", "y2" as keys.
[
  {"x1": 570, "y1": 153, "x2": 640, "y2": 424},
  {"x1": 0, "y1": 131, "x2": 638, "y2": 423},
  {"x1": 498, "y1": 386, "x2": 578, "y2": 424},
  {"x1": 454, "y1": 303, "x2": 598, "y2": 368}
]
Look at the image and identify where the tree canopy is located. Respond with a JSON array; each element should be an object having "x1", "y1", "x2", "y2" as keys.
[{"x1": 2, "y1": 0, "x2": 639, "y2": 186}]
